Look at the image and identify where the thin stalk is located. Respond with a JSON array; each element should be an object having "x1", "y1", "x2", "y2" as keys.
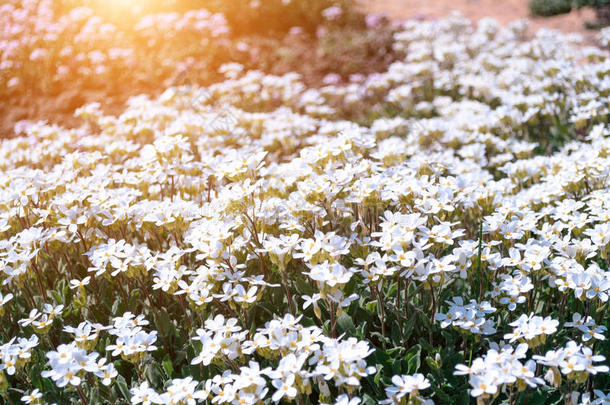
[
  {"x1": 374, "y1": 283, "x2": 386, "y2": 339},
  {"x1": 30, "y1": 261, "x2": 48, "y2": 300},
  {"x1": 328, "y1": 300, "x2": 336, "y2": 338},
  {"x1": 404, "y1": 279, "x2": 410, "y2": 320},
  {"x1": 281, "y1": 269, "x2": 295, "y2": 315},
  {"x1": 76, "y1": 386, "x2": 89, "y2": 405},
  {"x1": 476, "y1": 221, "x2": 484, "y2": 302},
  {"x1": 429, "y1": 283, "x2": 436, "y2": 346}
]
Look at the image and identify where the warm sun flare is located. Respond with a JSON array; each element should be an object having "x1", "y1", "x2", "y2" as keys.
[{"x1": 81, "y1": 0, "x2": 164, "y2": 22}]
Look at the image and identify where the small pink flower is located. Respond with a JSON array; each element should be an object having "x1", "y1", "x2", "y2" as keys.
[
  {"x1": 289, "y1": 26, "x2": 304, "y2": 36},
  {"x1": 29, "y1": 48, "x2": 48, "y2": 61},
  {"x1": 322, "y1": 6, "x2": 343, "y2": 21},
  {"x1": 322, "y1": 73, "x2": 341, "y2": 85}
]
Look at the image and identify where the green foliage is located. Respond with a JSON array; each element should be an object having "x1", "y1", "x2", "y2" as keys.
[
  {"x1": 529, "y1": 0, "x2": 610, "y2": 25},
  {"x1": 529, "y1": 0, "x2": 573, "y2": 17},
  {"x1": 198, "y1": 0, "x2": 361, "y2": 35},
  {"x1": 574, "y1": 0, "x2": 610, "y2": 7}
]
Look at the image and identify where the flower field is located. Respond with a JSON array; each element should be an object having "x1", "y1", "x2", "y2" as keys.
[
  {"x1": 0, "y1": 0, "x2": 394, "y2": 136},
  {"x1": 2, "y1": 6, "x2": 610, "y2": 405}
]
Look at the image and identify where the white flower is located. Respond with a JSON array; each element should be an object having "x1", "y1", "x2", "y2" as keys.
[
  {"x1": 271, "y1": 374, "x2": 297, "y2": 402},
  {"x1": 21, "y1": 389, "x2": 42, "y2": 404}
]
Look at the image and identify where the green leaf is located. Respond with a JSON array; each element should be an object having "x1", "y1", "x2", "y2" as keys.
[
  {"x1": 356, "y1": 320, "x2": 367, "y2": 340},
  {"x1": 40, "y1": 377, "x2": 58, "y2": 399},
  {"x1": 145, "y1": 362, "x2": 164, "y2": 386},
  {"x1": 162, "y1": 356, "x2": 174, "y2": 379},
  {"x1": 154, "y1": 310, "x2": 171, "y2": 337},
  {"x1": 386, "y1": 282, "x2": 398, "y2": 298},
  {"x1": 50, "y1": 290, "x2": 63, "y2": 305},
  {"x1": 405, "y1": 344, "x2": 421, "y2": 374},
  {"x1": 402, "y1": 314, "x2": 416, "y2": 340},
  {"x1": 90, "y1": 387, "x2": 100, "y2": 404},
  {"x1": 386, "y1": 347, "x2": 403, "y2": 356},
  {"x1": 361, "y1": 393, "x2": 377, "y2": 405},
  {"x1": 174, "y1": 350, "x2": 187, "y2": 364},
  {"x1": 391, "y1": 357, "x2": 402, "y2": 374},
  {"x1": 391, "y1": 320, "x2": 401, "y2": 344},
  {"x1": 343, "y1": 276, "x2": 357, "y2": 296},
  {"x1": 300, "y1": 316, "x2": 316, "y2": 327},
  {"x1": 30, "y1": 364, "x2": 43, "y2": 390},
  {"x1": 111, "y1": 298, "x2": 121, "y2": 316},
  {"x1": 336, "y1": 313, "x2": 356, "y2": 335},
  {"x1": 116, "y1": 375, "x2": 131, "y2": 401},
  {"x1": 374, "y1": 367, "x2": 383, "y2": 385},
  {"x1": 295, "y1": 276, "x2": 313, "y2": 296},
  {"x1": 523, "y1": 388, "x2": 562, "y2": 405}
]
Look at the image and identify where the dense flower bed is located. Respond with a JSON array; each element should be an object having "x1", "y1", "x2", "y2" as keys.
[
  {"x1": 1, "y1": 13, "x2": 610, "y2": 405},
  {"x1": 0, "y1": 0, "x2": 399, "y2": 137},
  {"x1": 0, "y1": 0, "x2": 231, "y2": 97}
]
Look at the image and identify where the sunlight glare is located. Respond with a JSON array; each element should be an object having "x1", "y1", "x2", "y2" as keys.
[{"x1": 84, "y1": 0, "x2": 166, "y2": 24}]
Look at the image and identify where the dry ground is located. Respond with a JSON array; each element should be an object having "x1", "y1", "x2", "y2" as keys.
[{"x1": 361, "y1": 0, "x2": 597, "y2": 41}]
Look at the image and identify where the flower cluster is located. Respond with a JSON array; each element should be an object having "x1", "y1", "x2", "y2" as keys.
[
  {"x1": 455, "y1": 343, "x2": 543, "y2": 400},
  {"x1": 382, "y1": 373, "x2": 431, "y2": 404},
  {"x1": 41, "y1": 342, "x2": 117, "y2": 388},
  {"x1": 107, "y1": 313, "x2": 158, "y2": 363},
  {"x1": 565, "y1": 313, "x2": 608, "y2": 342},
  {"x1": 534, "y1": 341, "x2": 609, "y2": 384},
  {"x1": 504, "y1": 313, "x2": 559, "y2": 346},
  {"x1": 435, "y1": 297, "x2": 496, "y2": 335},
  {"x1": 131, "y1": 378, "x2": 207, "y2": 405},
  {"x1": 0, "y1": 335, "x2": 38, "y2": 376}
]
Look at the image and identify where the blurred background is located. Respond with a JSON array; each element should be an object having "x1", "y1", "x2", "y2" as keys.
[
  {"x1": 364, "y1": 0, "x2": 601, "y2": 36},
  {"x1": 1, "y1": 0, "x2": 608, "y2": 137}
]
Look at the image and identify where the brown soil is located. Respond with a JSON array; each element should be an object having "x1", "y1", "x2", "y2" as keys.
[{"x1": 361, "y1": 0, "x2": 597, "y2": 42}]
